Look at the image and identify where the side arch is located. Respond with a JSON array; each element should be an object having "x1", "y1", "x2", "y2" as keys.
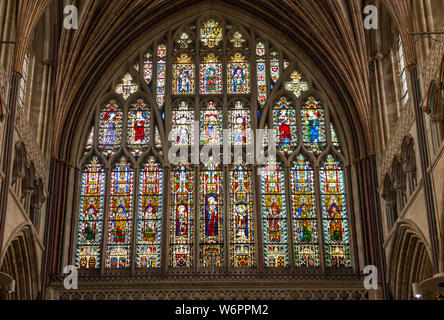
[
  {"x1": 0, "y1": 224, "x2": 40, "y2": 300},
  {"x1": 388, "y1": 220, "x2": 434, "y2": 299}
]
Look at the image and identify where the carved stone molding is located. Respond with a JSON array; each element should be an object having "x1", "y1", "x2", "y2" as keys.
[
  {"x1": 14, "y1": 107, "x2": 48, "y2": 185},
  {"x1": 0, "y1": 64, "x2": 9, "y2": 116},
  {"x1": 50, "y1": 280, "x2": 368, "y2": 300},
  {"x1": 421, "y1": 25, "x2": 444, "y2": 103},
  {"x1": 379, "y1": 102, "x2": 415, "y2": 182}
]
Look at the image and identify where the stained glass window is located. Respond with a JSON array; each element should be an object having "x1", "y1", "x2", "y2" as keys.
[
  {"x1": 227, "y1": 53, "x2": 250, "y2": 94},
  {"x1": 270, "y1": 50, "x2": 280, "y2": 84},
  {"x1": 116, "y1": 73, "x2": 138, "y2": 100},
  {"x1": 229, "y1": 159, "x2": 255, "y2": 267},
  {"x1": 170, "y1": 162, "x2": 195, "y2": 267},
  {"x1": 261, "y1": 157, "x2": 289, "y2": 267},
  {"x1": 199, "y1": 158, "x2": 224, "y2": 267},
  {"x1": 172, "y1": 101, "x2": 195, "y2": 146},
  {"x1": 320, "y1": 155, "x2": 350, "y2": 267},
  {"x1": 273, "y1": 97, "x2": 297, "y2": 155},
  {"x1": 331, "y1": 123, "x2": 340, "y2": 149},
  {"x1": 173, "y1": 54, "x2": 195, "y2": 95},
  {"x1": 144, "y1": 52, "x2": 153, "y2": 84},
  {"x1": 106, "y1": 157, "x2": 134, "y2": 268},
  {"x1": 230, "y1": 31, "x2": 246, "y2": 48},
  {"x1": 127, "y1": 99, "x2": 150, "y2": 157},
  {"x1": 200, "y1": 101, "x2": 222, "y2": 145},
  {"x1": 291, "y1": 155, "x2": 320, "y2": 267},
  {"x1": 177, "y1": 32, "x2": 192, "y2": 49},
  {"x1": 256, "y1": 41, "x2": 267, "y2": 107},
  {"x1": 156, "y1": 43, "x2": 167, "y2": 107},
  {"x1": 85, "y1": 126, "x2": 94, "y2": 153},
  {"x1": 301, "y1": 97, "x2": 326, "y2": 156},
  {"x1": 200, "y1": 19, "x2": 223, "y2": 48},
  {"x1": 200, "y1": 54, "x2": 222, "y2": 94},
  {"x1": 285, "y1": 71, "x2": 308, "y2": 98},
  {"x1": 228, "y1": 101, "x2": 251, "y2": 146},
  {"x1": 76, "y1": 157, "x2": 105, "y2": 269},
  {"x1": 137, "y1": 157, "x2": 163, "y2": 268},
  {"x1": 99, "y1": 100, "x2": 122, "y2": 157},
  {"x1": 77, "y1": 16, "x2": 353, "y2": 272}
]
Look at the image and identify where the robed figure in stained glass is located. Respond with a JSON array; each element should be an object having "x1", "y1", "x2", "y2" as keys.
[
  {"x1": 233, "y1": 112, "x2": 246, "y2": 145},
  {"x1": 104, "y1": 111, "x2": 117, "y2": 146},
  {"x1": 134, "y1": 110, "x2": 146, "y2": 143},
  {"x1": 298, "y1": 203, "x2": 312, "y2": 242},
  {"x1": 268, "y1": 203, "x2": 280, "y2": 242},
  {"x1": 235, "y1": 201, "x2": 249, "y2": 239},
  {"x1": 205, "y1": 194, "x2": 219, "y2": 237},
  {"x1": 278, "y1": 106, "x2": 292, "y2": 147},
  {"x1": 328, "y1": 204, "x2": 342, "y2": 241},
  {"x1": 114, "y1": 204, "x2": 126, "y2": 242},
  {"x1": 143, "y1": 205, "x2": 156, "y2": 243},
  {"x1": 308, "y1": 111, "x2": 320, "y2": 143},
  {"x1": 84, "y1": 222, "x2": 96, "y2": 241},
  {"x1": 175, "y1": 204, "x2": 188, "y2": 237},
  {"x1": 205, "y1": 67, "x2": 217, "y2": 93},
  {"x1": 178, "y1": 67, "x2": 191, "y2": 94},
  {"x1": 233, "y1": 67, "x2": 245, "y2": 93}
]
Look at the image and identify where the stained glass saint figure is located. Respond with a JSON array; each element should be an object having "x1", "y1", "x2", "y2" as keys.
[
  {"x1": 175, "y1": 204, "x2": 189, "y2": 237},
  {"x1": 205, "y1": 194, "x2": 219, "y2": 237},
  {"x1": 277, "y1": 106, "x2": 292, "y2": 148},
  {"x1": 268, "y1": 203, "x2": 280, "y2": 242},
  {"x1": 114, "y1": 204, "x2": 126, "y2": 242},
  {"x1": 328, "y1": 204, "x2": 342, "y2": 241},
  {"x1": 143, "y1": 205, "x2": 156, "y2": 243},
  {"x1": 235, "y1": 200, "x2": 249, "y2": 239},
  {"x1": 298, "y1": 204, "x2": 312, "y2": 242}
]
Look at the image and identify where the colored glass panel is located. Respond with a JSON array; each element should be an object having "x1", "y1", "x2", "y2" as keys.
[
  {"x1": 200, "y1": 19, "x2": 223, "y2": 48},
  {"x1": 137, "y1": 157, "x2": 163, "y2": 268},
  {"x1": 320, "y1": 155, "x2": 350, "y2": 267},
  {"x1": 228, "y1": 101, "x2": 251, "y2": 146},
  {"x1": 172, "y1": 101, "x2": 195, "y2": 146},
  {"x1": 227, "y1": 53, "x2": 250, "y2": 94},
  {"x1": 285, "y1": 71, "x2": 308, "y2": 98},
  {"x1": 273, "y1": 96, "x2": 297, "y2": 155},
  {"x1": 170, "y1": 163, "x2": 194, "y2": 267},
  {"x1": 331, "y1": 123, "x2": 340, "y2": 148},
  {"x1": 200, "y1": 101, "x2": 222, "y2": 145},
  {"x1": 173, "y1": 54, "x2": 195, "y2": 95},
  {"x1": 115, "y1": 73, "x2": 138, "y2": 100},
  {"x1": 76, "y1": 157, "x2": 105, "y2": 269},
  {"x1": 291, "y1": 155, "x2": 320, "y2": 267},
  {"x1": 199, "y1": 158, "x2": 224, "y2": 267},
  {"x1": 200, "y1": 54, "x2": 222, "y2": 94},
  {"x1": 144, "y1": 52, "x2": 153, "y2": 84},
  {"x1": 301, "y1": 97, "x2": 326, "y2": 156},
  {"x1": 261, "y1": 158, "x2": 289, "y2": 267},
  {"x1": 156, "y1": 43, "x2": 167, "y2": 107},
  {"x1": 98, "y1": 100, "x2": 122, "y2": 157},
  {"x1": 229, "y1": 160, "x2": 255, "y2": 267},
  {"x1": 127, "y1": 99, "x2": 150, "y2": 157},
  {"x1": 256, "y1": 42, "x2": 267, "y2": 107},
  {"x1": 270, "y1": 51, "x2": 280, "y2": 84},
  {"x1": 106, "y1": 157, "x2": 134, "y2": 268},
  {"x1": 230, "y1": 31, "x2": 246, "y2": 48}
]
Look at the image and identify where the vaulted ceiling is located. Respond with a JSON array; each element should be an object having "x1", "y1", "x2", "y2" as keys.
[{"x1": 13, "y1": 0, "x2": 416, "y2": 160}]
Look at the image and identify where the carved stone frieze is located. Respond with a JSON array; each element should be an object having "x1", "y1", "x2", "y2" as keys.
[
  {"x1": 378, "y1": 102, "x2": 415, "y2": 182},
  {"x1": 420, "y1": 25, "x2": 444, "y2": 109},
  {"x1": 0, "y1": 65, "x2": 9, "y2": 115},
  {"x1": 14, "y1": 107, "x2": 48, "y2": 185},
  {"x1": 49, "y1": 272, "x2": 367, "y2": 300}
]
